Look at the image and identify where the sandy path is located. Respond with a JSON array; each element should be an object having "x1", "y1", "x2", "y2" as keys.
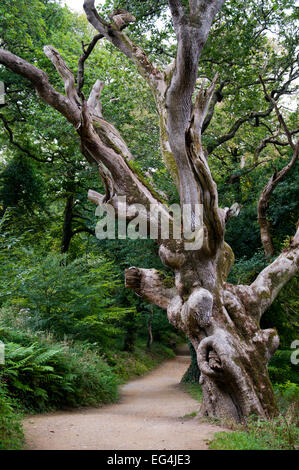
[{"x1": 23, "y1": 351, "x2": 226, "y2": 450}]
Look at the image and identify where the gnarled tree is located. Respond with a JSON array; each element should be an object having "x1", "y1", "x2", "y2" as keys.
[{"x1": 0, "y1": 0, "x2": 298, "y2": 422}]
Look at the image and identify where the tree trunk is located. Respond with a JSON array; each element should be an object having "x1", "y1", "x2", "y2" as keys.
[
  {"x1": 126, "y1": 231, "x2": 298, "y2": 422},
  {"x1": 123, "y1": 309, "x2": 138, "y2": 352},
  {"x1": 61, "y1": 193, "x2": 74, "y2": 254},
  {"x1": 196, "y1": 302, "x2": 279, "y2": 421},
  {"x1": 163, "y1": 246, "x2": 279, "y2": 421},
  {"x1": 147, "y1": 307, "x2": 153, "y2": 349}
]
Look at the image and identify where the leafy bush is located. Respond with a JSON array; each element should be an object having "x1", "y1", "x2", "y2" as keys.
[
  {"x1": 268, "y1": 350, "x2": 299, "y2": 385},
  {"x1": 0, "y1": 326, "x2": 119, "y2": 412},
  {"x1": 1, "y1": 251, "x2": 136, "y2": 346},
  {"x1": 261, "y1": 275, "x2": 299, "y2": 349},
  {"x1": 103, "y1": 341, "x2": 175, "y2": 383},
  {"x1": 0, "y1": 384, "x2": 24, "y2": 450},
  {"x1": 209, "y1": 410, "x2": 299, "y2": 450},
  {"x1": 209, "y1": 383, "x2": 299, "y2": 450},
  {"x1": 228, "y1": 250, "x2": 268, "y2": 284},
  {"x1": 182, "y1": 383, "x2": 202, "y2": 402},
  {"x1": 274, "y1": 382, "x2": 299, "y2": 415}
]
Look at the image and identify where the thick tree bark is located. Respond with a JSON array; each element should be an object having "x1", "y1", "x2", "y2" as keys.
[{"x1": 1, "y1": 0, "x2": 298, "y2": 423}]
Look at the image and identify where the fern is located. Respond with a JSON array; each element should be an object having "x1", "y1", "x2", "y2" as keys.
[{"x1": 0, "y1": 325, "x2": 118, "y2": 412}]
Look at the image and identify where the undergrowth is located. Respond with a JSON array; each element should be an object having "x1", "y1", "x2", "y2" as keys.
[
  {"x1": 182, "y1": 364, "x2": 299, "y2": 450},
  {"x1": 0, "y1": 325, "x2": 175, "y2": 450},
  {"x1": 181, "y1": 383, "x2": 203, "y2": 403},
  {"x1": 0, "y1": 386, "x2": 24, "y2": 450},
  {"x1": 209, "y1": 383, "x2": 299, "y2": 450}
]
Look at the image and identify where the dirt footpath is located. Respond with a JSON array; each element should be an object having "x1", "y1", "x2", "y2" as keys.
[{"x1": 23, "y1": 352, "x2": 226, "y2": 450}]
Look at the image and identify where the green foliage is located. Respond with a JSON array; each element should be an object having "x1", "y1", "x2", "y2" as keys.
[
  {"x1": 103, "y1": 340, "x2": 175, "y2": 383},
  {"x1": 1, "y1": 250, "x2": 135, "y2": 346},
  {"x1": 268, "y1": 350, "x2": 299, "y2": 385},
  {"x1": 0, "y1": 385, "x2": 24, "y2": 450},
  {"x1": 228, "y1": 250, "x2": 267, "y2": 284},
  {"x1": 262, "y1": 275, "x2": 299, "y2": 350},
  {"x1": 225, "y1": 207, "x2": 262, "y2": 261},
  {"x1": 267, "y1": 161, "x2": 299, "y2": 252},
  {"x1": 276, "y1": 381, "x2": 299, "y2": 398},
  {"x1": 209, "y1": 382, "x2": 299, "y2": 450},
  {"x1": 0, "y1": 324, "x2": 119, "y2": 412},
  {"x1": 209, "y1": 409, "x2": 299, "y2": 450},
  {"x1": 275, "y1": 381, "x2": 299, "y2": 413},
  {"x1": 0, "y1": 156, "x2": 44, "y2": 213},
  {"x1": 182, "y1": 383, "x2": 202, "y2": 403},
  {"x1": 181, "y1": 341, "x2": 201, "y2": 384}
]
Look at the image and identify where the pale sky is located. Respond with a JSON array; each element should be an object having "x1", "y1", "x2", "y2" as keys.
[
  {"x1": 64, "y1": 0, "x2": 299, "y2": 15},
  {"x1": 64, "y1": 0, "x2": 104, "y2": 13}
]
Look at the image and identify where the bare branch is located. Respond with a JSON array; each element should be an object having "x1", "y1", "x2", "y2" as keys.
[
  {"x1": 258, "y1": 139, "x2": 299, "y2": 256},
  {"x1": 87, "y1": 79, "x2": 104, "y2": 118},
  {"x1": 0, "y1": 48, "x2": 80, "y2": 126},
  {"x1": 207, "y1": 105, "x2": 274, "y2": 154},
  {"x1": 0, "y1": 113, "x2": 53, "y2": 163},
  {"x1": 254, "y1": 130, "x2": 284, "y2": 162},
  {"x1": 88, "y1": 189, "x2": 105, "y2": 205},
  {"x1": 192, "y1": 73, "x2": 219, "y2": 138},
  {"x1": 83, "y1": 0, "x2": 163, "y2": 91},
  {"x1": 86, "y1": 80, "x2": 134, "y2": 161},
  {"x1": 77, "y1": 33, "x2": 103, "y2": 94},
  {"x1": 207, "y1": 75, "x2": 297, "y2": 154},
  {"x1": 202, "y1": 80, "x2": 226, "y2": 134},
  {"x1": 77, "y1": 99, "x2": 145, "y2": 199},
  {"x1": 250, "y1": 225, "x2": 299, "y2": 318},
  {"x1": 125, "y1": 267, "x2": 176, "y2": 310},
  {"x1": 227, "y1": 159, "x2": 272, "y2": 184},
  {"x1": 259, "y1": 74, "x2": 295, "y2": 150},
  {"x1": 44, "y1": 45, "x2": 81, "y2": 108}
]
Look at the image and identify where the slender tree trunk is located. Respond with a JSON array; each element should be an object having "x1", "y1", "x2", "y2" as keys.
[
  {"x1": 257, "y1": 81, "x2": 299, "y2": 257},
  {"x1": 123, "y1": 309, "x2": 138, "y2": 352},
  {"x1": 147, "y1": 307, "x2": 153, "y2": 349},
  {"x1": 61, "y1": 193, "x2": 74, "y2": 254}
]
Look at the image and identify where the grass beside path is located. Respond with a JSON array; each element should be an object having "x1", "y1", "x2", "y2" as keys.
[{"x1": 182, "y1": 379, "x2": 299, "y2": 450}]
